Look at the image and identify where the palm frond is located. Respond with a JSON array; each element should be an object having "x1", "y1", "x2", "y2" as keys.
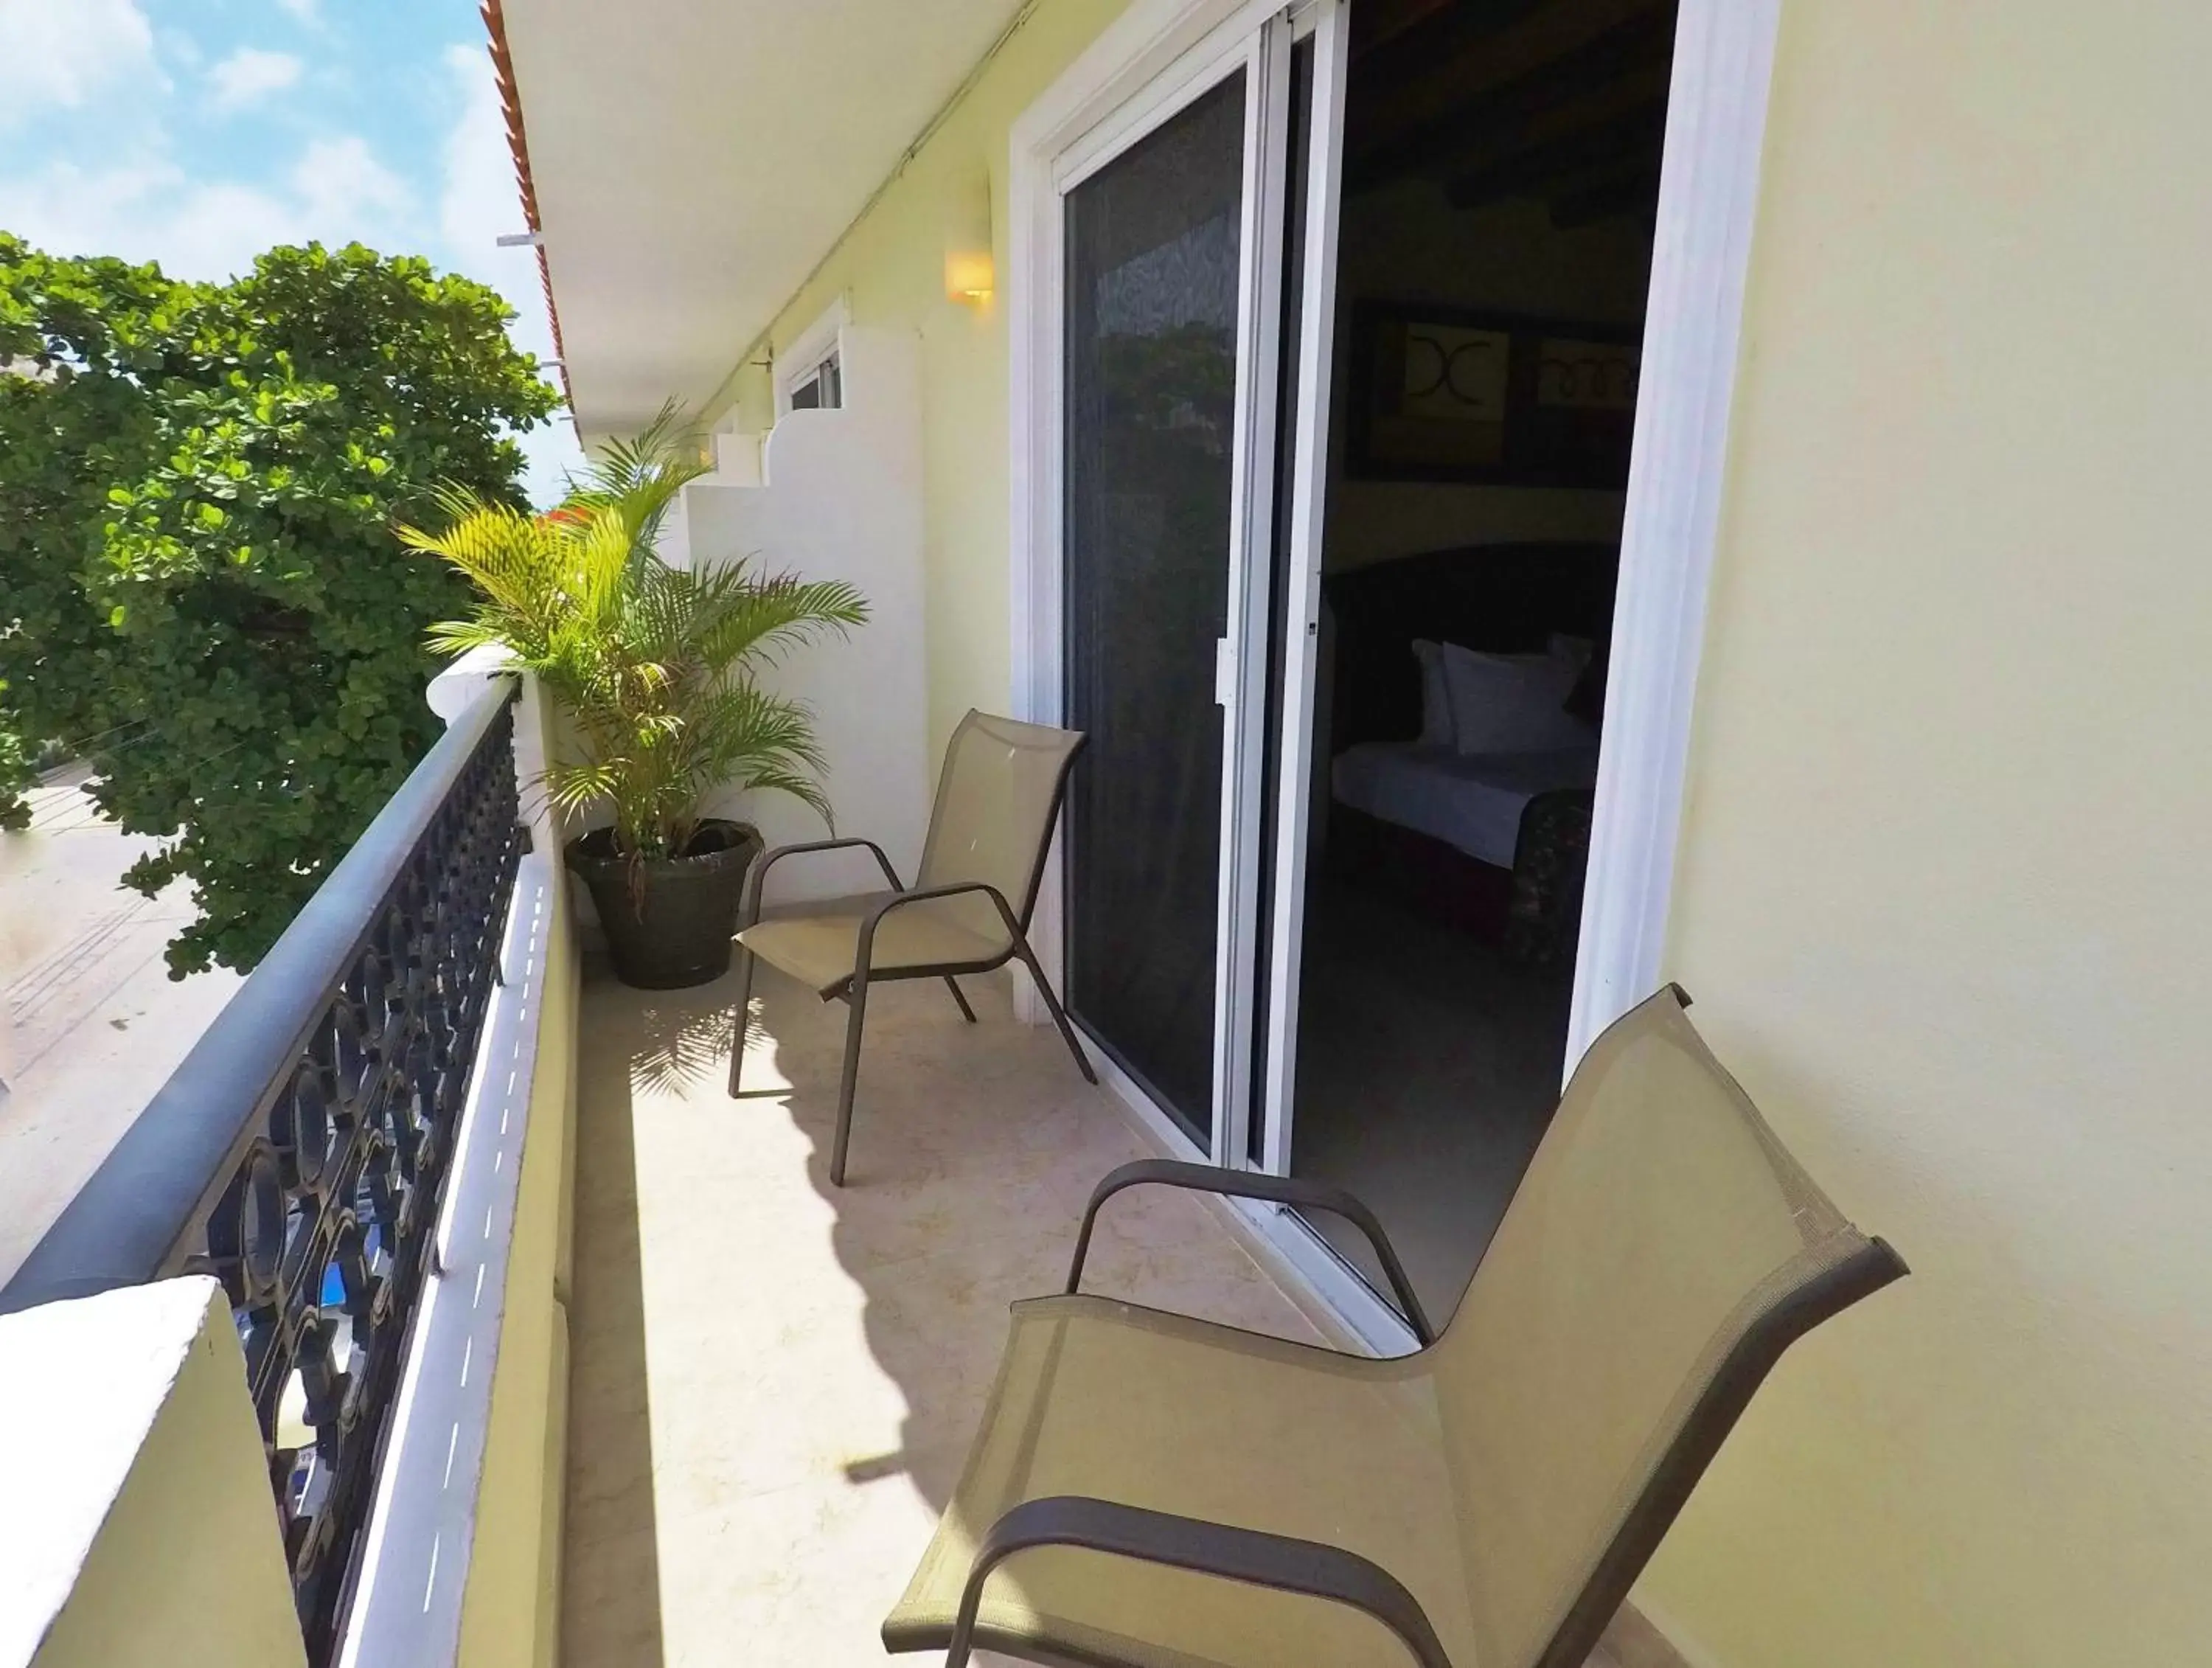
[
  {"x1": 734, "y1": 765, "x2": 838, "y2": 832},
  {"x1": 562, "y1": 400, "x2": 712, "y2": 555},
  {"x1": 409, "y1": 403, "x2": 870, "y2": 856},
  {"x1": 688, "y1": 569, "x2": 870, "y2": 674}
]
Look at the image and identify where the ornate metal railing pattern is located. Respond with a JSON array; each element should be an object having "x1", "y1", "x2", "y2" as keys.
[
  {"x1": 0, "y1": 679, "x2": 524, "y2": 1667},
  {"x1": 240, "y1": 691, "x2": 521, "y2": 1657}
]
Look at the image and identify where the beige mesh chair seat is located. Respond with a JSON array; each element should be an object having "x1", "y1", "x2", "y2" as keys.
[
  {"x1": 728, "y1": 711, "x2": 1096, "y2": 1185},
  {"x1": 737, "y1": 892, "x2": 1012, "y2": 997},
  {"x1": 886, "y1": 987, "x2": 1907, "y2": 1668}
]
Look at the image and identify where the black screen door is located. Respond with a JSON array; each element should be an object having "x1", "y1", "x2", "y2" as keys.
[{"x1": 1062, "y1": 72, "x2": 1248, "y2": 1142}]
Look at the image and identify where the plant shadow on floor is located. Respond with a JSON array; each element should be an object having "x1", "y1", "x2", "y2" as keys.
[{"x1": 627, "y1": 994, "x2": 738, "y2": 1101}]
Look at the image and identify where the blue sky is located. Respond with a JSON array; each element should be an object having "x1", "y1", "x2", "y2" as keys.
[{"x1": 0, "y1": 0, "x2": 582, "y2": 501}]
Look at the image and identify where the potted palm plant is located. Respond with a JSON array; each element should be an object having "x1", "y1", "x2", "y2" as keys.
[{"x1": 403, "y1": 409, "x2": 868, "y2": 988}]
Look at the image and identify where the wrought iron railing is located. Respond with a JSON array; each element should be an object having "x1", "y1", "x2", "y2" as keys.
[{"x1": 1, "y1": 679, "x2": 524, "y2": 1665}]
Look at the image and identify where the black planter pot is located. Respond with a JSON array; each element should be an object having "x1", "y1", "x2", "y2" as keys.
[{"x1": 566, "y1": 819, "x2": 762, "y2": 990}]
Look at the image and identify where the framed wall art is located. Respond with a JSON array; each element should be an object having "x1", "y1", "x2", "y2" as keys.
[{"x1": 1346, "y1": 300, "x2": 1641, "y2": 487}]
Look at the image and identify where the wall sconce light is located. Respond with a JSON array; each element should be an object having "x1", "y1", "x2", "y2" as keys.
[
  {"x1": 944, "y1": 161, "x2": 995, "y2": 306},
  {"x1": 945, "y1": 248, "x2": 995, "y2": 305}
]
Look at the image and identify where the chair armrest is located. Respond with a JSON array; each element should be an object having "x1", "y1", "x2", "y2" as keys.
[
  {"x1": 1067, "y1": 1159, "x2": 1436, "y2": 1345},
  {"x1": 939, "y1": 1495, "x2": 1453, "y2": 1668},
  {"x1": 852, "y1": 880, "x2": 1020, "y2": 974},
  {"x1": 743, "y1": 837, "x2": 903, "y2": 927}
]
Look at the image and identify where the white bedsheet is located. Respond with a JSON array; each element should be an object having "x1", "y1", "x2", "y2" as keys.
[{"x1": 1330, "y1": 741, "x2": 1600, "y2": 869}]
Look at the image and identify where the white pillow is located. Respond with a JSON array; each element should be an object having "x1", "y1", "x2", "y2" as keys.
[
  {"x1": 1411, "y1": 640, "x2": 1454, "y2": 747},
  {"x1": 1439, "y1": 642, "x2": 1594, "y2": 755}
]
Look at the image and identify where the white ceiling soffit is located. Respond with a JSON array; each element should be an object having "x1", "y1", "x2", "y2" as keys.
[{"x1": 499, "y1": 0, "x2": 1029, "y2": 437}]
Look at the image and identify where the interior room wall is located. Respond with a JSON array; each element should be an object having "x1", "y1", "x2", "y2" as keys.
[
  {"x1": 1322, "y1": 181, "x2": 1651, "y2": 571},
  {"x1": 1641, "y1": 3, "x2": 2212, "y2": 1664}
]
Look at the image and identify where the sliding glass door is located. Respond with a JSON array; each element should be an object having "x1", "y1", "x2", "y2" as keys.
[
  {"x1": 1062, "y1": 74, "x2": 1249, "y2": 1143},
  {"x1": 1056, "y1": 4, "x2": 1341, "y2": 1161}
]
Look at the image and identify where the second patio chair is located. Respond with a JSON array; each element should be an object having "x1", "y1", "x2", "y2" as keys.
[
  {"x1": 726, "y1": 709, "x2": 1096, "y2": 1186},
  {"x1": 883, "y1": 985, "x2": 1907, "y2": 1667}
]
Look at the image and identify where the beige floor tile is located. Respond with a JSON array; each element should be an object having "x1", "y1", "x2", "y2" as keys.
[
  {"x1": 558, "y1": 955, "x2": 1663, "y2": 1667},
  {"x1": 561, "y1": 959, "x2": 1320, "y2": 1665}
]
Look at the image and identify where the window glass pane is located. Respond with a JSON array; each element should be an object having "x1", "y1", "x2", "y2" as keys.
[
  {"x1": 787, "y1": 355, "x2": 840, "y2": 413},
  {"x1": 1063, "y1": 72, "x2": 1248, "y2": 1142}
]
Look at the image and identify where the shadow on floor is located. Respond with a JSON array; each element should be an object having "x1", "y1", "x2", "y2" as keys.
[
  {"x1": 559, "y1": 956, "x2": 1317, "y2": 1664},
  {"x1": 556, "y1": 990, "x2": 718, "y2": 1666},
  {"x1": 556, "y1": 946, "x2": 1664, "y2": 1668}
]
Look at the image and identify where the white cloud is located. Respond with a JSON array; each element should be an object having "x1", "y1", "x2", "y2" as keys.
[
  {"x1": 0, "y1": 0, "x2": 156, "y2": 122},
  {"x1": 207, "y1": 46, "x2": 302, "y2": 112},
  {"x1": 437, "y1": 44, "x2": 529, "y2": 282},
  {"x1": 1, "y1": 30, "x2": 575, "y2": 501},
  {"x1": 0, "y1": 134, "x2": 415, "y2": 282},
  {"x1": 0, "y1": 161, "x2": 292, "y2": 279},
  {"x1": 294, "y1": 135, "x2": 411, "y2": 227},
  {"x1": 275, "y1": 0, "x2": 319, "y2": 19},
  {"x1": 437, "y1": 42, "x2": 581, "y2": 504}
]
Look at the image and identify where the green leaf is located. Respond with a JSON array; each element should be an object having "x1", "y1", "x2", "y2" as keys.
[
  {"x1": 0, "y1": 232, "x2": 560, "y2": 972},
  {"x1": 399, "y1": 406, "x2": 865, "y2": 855}
]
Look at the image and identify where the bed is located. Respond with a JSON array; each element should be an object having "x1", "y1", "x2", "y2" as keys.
[
  {"x1": 1332, "y1": 741, "x2": 1599, "y2": 870},
  {"x1": 1319, "y1": 541, "x2": 1618, "y2": 943}
]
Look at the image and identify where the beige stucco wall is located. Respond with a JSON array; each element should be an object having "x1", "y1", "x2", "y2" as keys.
[
  {"x1": 1636, "y1": 3, "x2": 2212, "y2": 1664},
  {"x1": 456, "y1": 779, "x2": 581, "y2": 1664},
  {"x1": 7, "y1": 1280, "x2": 304, "y2": 1668},
  {"x1": 726, "y1": 0, "x2": 1131, "y2": 764},
  {"x1": 709, "y1": 0, "x2": 2212, "y2": 1658}
]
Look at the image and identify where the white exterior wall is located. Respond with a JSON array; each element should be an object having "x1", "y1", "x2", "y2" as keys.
[{"x1": 675, "y1": 326, "x2": 934, "y2": 900}]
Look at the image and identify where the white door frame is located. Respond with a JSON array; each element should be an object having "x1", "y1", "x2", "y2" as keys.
[
  {"x1": 1562, "y1": 0, "x2": 1783, "y2": 1068},
  {"x1": 1009, "y1": 0, "x2": 1786, "y2": 1336},
  {"x1": 1253, "y1": 0, "x2": 1349, "y2": 1178},
  {"x1": 1216, "y1": 12, "x2": 1297, "y2": 1170}
]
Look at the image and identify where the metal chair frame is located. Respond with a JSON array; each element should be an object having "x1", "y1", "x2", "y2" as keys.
[
  {"x1": 726, "y1": 726, "x2": 1096, "y2": 1186},
  {"x1": 889, "y1": 990, "x2": 1910, "y2": 1668}
]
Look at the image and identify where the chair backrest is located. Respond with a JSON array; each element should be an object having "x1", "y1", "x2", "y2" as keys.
[
  {"x1": 1427, "y1": 987, "x2": 1905, "y2": 1668},
  {"x1": 915, "y1": 711, "x2": 1087, "y2": 927}
]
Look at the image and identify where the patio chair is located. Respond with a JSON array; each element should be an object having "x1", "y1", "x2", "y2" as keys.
[
  {"x1": 884, "y1": 985, "x2": 1907, "y2": 1668},
  {"x1": 727, "y1": 709, "x2": 1096, "y2": 1186}
]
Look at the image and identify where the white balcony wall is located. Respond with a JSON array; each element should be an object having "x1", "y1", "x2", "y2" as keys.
[
  {"x1": 669, "y1": 326, "x2": 933, "y2": 902},
  {"x1": 0, "y1": 1278, "x2": 304, "y2": 1668}
]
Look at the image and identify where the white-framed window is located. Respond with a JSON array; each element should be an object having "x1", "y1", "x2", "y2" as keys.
[
  {"x1": 786, "y1": 350, "x2": 841, "y2": 411},
  {"x1": 777, "y1": 298, "x2": 849, "y2": 415}
]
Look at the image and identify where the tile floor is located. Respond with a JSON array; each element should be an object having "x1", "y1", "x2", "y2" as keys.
[
  {"x1": 1290, "y1": 875, "x2": 1574, "y2": 1323},
  {"x1": 561, "y1": 956, "x2": 1632, "y2": 1667}
]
